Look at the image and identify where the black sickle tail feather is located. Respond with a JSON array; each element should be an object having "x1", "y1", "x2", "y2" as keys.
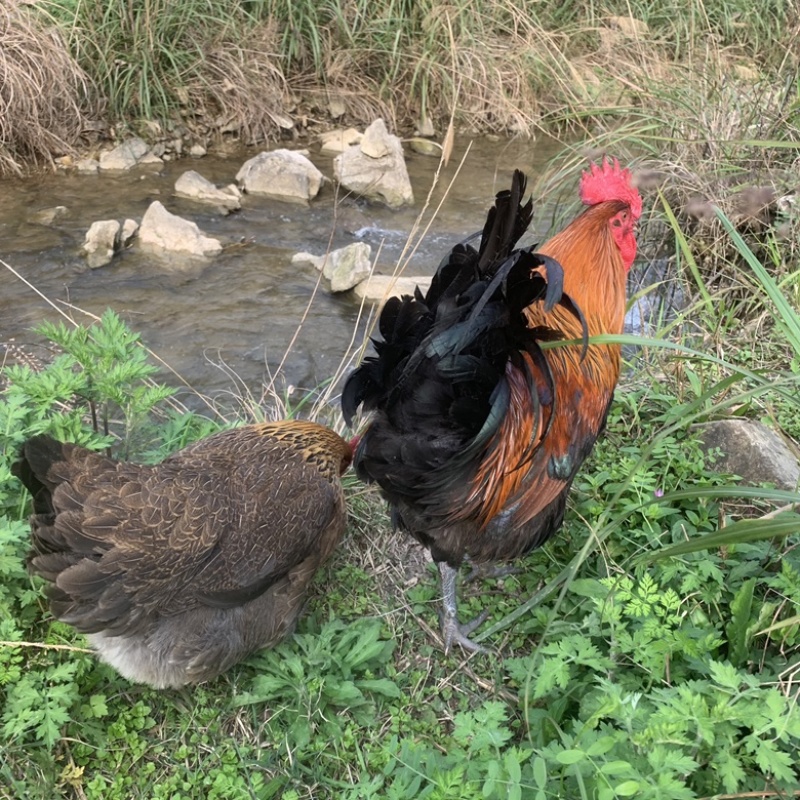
[
  {"x1": 342, "y1": 170, "x2": 532, "y2": 428},
  {"x1": 341, "y1": 170, "x2": 587, "y2": 514},
  {"x1": 477, "y1": 169, "x2": 533, "y2": 271}
]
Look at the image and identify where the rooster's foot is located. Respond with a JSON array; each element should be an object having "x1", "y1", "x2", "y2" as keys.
[
  {"x1": 441, "y1": 609, "x2": 490, "y2": 654},
  {"x1": 438, "y1": 561, "x2": 490, "y2": 654}
]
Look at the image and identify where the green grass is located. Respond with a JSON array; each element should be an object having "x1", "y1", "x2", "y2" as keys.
[{"x1": 1, "y1": 197, "x2": 799, "y2": 797}]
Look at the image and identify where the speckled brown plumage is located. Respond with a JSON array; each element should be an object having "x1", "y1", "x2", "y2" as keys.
[{"x1": 14, "y1": 420, "x2": 353, "y2": 688}]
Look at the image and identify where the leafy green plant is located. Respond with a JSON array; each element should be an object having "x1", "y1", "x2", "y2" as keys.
[
  {"x1": 1, "y1": 310, "x2": 174, "y2": 459},
  {"x1": 0, "y1": 311, "x2": 215, "y2": 796},
  {"x1": 235, "y1": 618, "x2": 399, "y2": 751}
]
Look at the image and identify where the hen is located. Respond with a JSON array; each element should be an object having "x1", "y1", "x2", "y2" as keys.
[
  {"x1": 14, "y1": 420, "x2": 353, "y2": 688},
  {"x1": 342, "y1": 160, "x2": 642, "y2": 652}
]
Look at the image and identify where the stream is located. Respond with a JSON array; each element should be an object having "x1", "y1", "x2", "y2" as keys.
[{"x1": 0, "y1": 136, "x2": 668, "y2": 414}]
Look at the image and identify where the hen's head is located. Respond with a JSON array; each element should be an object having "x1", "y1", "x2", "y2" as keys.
[{"x1": 580, "y1": 157, "x2": 642, "y2": 270}]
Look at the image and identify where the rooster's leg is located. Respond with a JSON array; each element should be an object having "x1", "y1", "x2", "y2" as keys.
[{"x1": 438, "y1": 562, "x2": 489, "y2": 654}]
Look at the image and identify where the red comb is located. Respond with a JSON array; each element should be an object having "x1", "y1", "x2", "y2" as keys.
[{"x1": 579, "y1": 157, "x2": 642, "y2": 220}]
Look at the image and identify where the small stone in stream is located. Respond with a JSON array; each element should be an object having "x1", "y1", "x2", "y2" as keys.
[
  {"x1": 175, "y1": 170, "x2": 241, "y2": 212},
  {"x1": 75, "y1": 158, "x2": 100, "y2": 174},
  {"x1": 121, "y1": 219, "x2": 139, "y2": 247},
  {"x1": 353, "y1": 275, "x2": 433, "y2": 302},
  {"x1": 237, "y1": 149, "x2": 324, "y2": 203},
  {"x1": 99, "y1": 138, "x2": 150, "y2": 171},
  {"x1": 83, "y1": 220, "x2": 121, "y2": 268},
  {"x1": 28, "y1": 206, "x2": 68, "y2": 226},
  {"x1": 292, "y1": 242, "x2": 372, "y2": 293}
]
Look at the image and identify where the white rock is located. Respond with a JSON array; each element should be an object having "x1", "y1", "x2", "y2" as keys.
[
  {"x1": 293, "y1": 243, "x2": 373, "y2": 293},
  {"x1": 360, "y1": 118, "x2": 393, "y2": 158},
  {"x1": 291, "y1": 251, "x2": 322, "y2": 267},
  {"x1": 417, "y1": 116, "x2": 436, "y2": 137},
  {"x1": 174, "y1": 170, "x2": 242, "y2": 212},
  {"x1": 236, "y1": 149, "x2": 324, "y2": 203},
  {"x1": 319, "y1": 128, "x2": 363, "y2": 156},
  {"x1": 121, "y1": 219, "x2": 139, "y2": 247},
  {"x1": 189, "y1": 143, "x2": 207, "y2": 157},
  {"x1": 99, "y1": 137, "x2": 150, "y2": 171},
  {"x1": 138, "y1": 201, "x2": 222, "y2": 259},
  {"x1": 83, "y1": 220, "x2": 121, "y2": 268},
  {"x1": 328, "y1": 96, "x2": 347, "y2": 119},
  {"x1": 334, "y1": 119, "x2": 414, "y2": 208},
  {"x1": 29, "y1": 206, "x2": 68, "y2": 226},
  {"x1": 137, "y1": 152, "x2": 164, "y2": 168},
  {"x1": 408, "y1": 138, "x2": 441, "y2": 157},
  {"x1": 353, "y1": 275, "x2": 432, "y2": 302}
]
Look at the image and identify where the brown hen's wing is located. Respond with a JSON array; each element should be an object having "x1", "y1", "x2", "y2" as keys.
[{"x1": 25, "y1": 428, "x2": 344, "y2": 637}]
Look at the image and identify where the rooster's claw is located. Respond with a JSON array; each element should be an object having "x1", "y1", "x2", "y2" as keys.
[{"x1": 441, "y1": 609, "x2": 490, "y2": 654}]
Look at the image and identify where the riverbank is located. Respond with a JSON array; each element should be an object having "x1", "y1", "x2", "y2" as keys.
[{"x1": 1, "y1": 0, "x2": 797, "y2": 172}]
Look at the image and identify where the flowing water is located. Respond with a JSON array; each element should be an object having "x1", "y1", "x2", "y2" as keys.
[{"x1": 0, "y1": 136, "x2": 668, "y2": 413}]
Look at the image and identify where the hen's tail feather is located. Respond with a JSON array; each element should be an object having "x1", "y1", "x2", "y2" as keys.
[{"x1": 11, "y1": 435, "x2": 68, "y2": 516}]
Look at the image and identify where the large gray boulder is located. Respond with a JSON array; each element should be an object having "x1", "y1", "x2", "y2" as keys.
[
  {"x1": 175, "y1": 170, "x2": 241, "y2": 212},
  {"x1": 138, "y1": 202, "x2": 222, "y2": 259},
  {"x1": 696, "y1": 419, "x2": 800, "y2": 491},
  {"x1": 292, "y1": 243, "x2": 372, "y2": 293},
  {"x1": 236, "y1": 149, "x2": 324, "y2": 203},
  {"x1": 333, "y1": 119, "x2": 414, "y2": 208}
]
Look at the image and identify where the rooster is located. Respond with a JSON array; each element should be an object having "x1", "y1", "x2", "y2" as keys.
[
  {"x1": 13, "y1": 421, "x2": 354, "y2": 687},
  {"x1": 342, "y1": 159, "x2": 642, "y2": 652}
]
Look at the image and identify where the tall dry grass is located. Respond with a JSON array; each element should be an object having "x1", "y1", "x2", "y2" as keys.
[
  {"x1": 2, "y1": 0, "x2": 797, "y2": 172},
  {"x1": 50, "y1": 0, "x2": 290, "y2": 145},
  {"x1": 0, "y1": 1, "x2": 96, "y2": 174}
]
